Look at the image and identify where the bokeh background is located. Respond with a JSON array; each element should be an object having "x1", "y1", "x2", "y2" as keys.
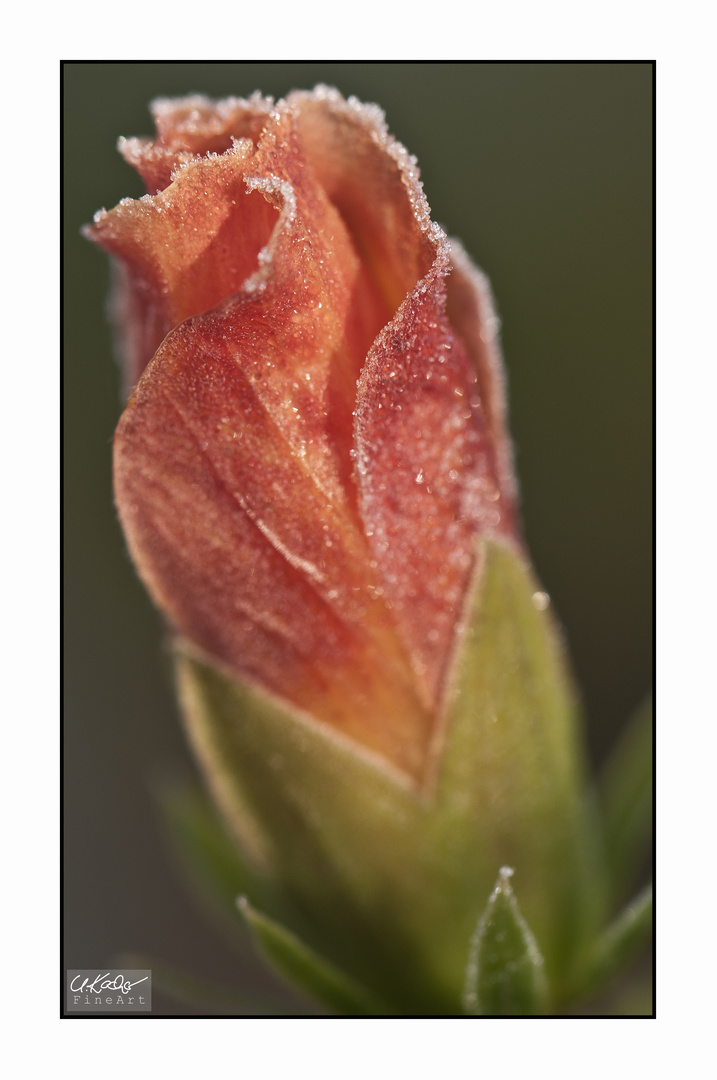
[{"x1": 63, "y1": 62, "x2": 652, "y2": 1014}]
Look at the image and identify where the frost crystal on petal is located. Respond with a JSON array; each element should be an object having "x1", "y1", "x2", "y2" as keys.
[{"x1": 87, "y1": 86, "x2": 519, "y2": 785}]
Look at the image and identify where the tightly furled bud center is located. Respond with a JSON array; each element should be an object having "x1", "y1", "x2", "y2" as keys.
[{"x1": 87, "y1": 87, "x2": 518, "y2": 784}]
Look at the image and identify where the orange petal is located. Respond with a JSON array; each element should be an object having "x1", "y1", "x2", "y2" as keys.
[
  {"x1": 119, "y1": 93, "x2": 275, "y2": 193},
  {"x1": 87, "y1": 141, "x2": 278, "y2": 393}
]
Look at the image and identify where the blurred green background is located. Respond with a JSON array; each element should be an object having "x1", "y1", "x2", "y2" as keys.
[{"x1": 63, "y1": 62, "x2": 652, "y2": 1014}]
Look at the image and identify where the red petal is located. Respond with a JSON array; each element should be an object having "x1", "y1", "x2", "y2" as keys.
[
  {"x1": 446, "y1": 240, "x2": 519, "y2": 523},
  {"x1": 114, "y1": 328, "x2": 431, "y2": 780},
  {"x1": 355, "y1": 241, "x2": 514, "y2": 709}
]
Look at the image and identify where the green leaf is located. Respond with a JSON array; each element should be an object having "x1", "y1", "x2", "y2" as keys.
[
  {"x1": 118, "y1": 951, "x2": 313, "y2": 1015},
  {"x1": 599, "y1": 697, "x2": 653, "y2": 903},
  {"x1": 237, "y1": 897, "x2": 390, "y2": 1016},
  {"x1": 155, "y1": 778, "x2": 286, "y2": 938},
  {"x1": 600, "y1": 975, "x2": 653, "y2": 1016},
  {"x1": 463, "y1": 867, "x2": 548, "y2": 1016},
  {"x1": 575, "y1": 884, "x2": 653, "y2": 1004}
]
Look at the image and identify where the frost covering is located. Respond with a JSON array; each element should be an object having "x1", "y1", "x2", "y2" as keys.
[{"x1": 87, "y1": 86, "x2": 519, "y2": 785}]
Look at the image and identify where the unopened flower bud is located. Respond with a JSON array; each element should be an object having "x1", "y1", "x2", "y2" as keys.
[{"x1": 87, "y1": 87, "x2": 603, "y2": 1014}]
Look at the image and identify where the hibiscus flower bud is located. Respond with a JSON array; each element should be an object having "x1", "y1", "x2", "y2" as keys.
[
  {"x1": 86, "y1": 87, "x2": 604, "y2": 1014},
  {"x1": 87, "y1": 87, "x2": 518, "y2": 784}
]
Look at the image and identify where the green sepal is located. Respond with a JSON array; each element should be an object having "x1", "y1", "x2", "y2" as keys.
[
  {"x1": 176, "y1": 639, "x2": 441, "y2": 1013},
  {"x1": 237, "y1": 897, "x2": 390, "y2": 1016},
  {"x1": 463, "y1": 868, "x2": 548, "y2": 1016},
  {"x1": 599, "y1": 696, "x2": 653, "y2": 903},
  {"x1": 174, "y1": 539, "x2": 603, "y2": 1014},
  {"x1": 439, "y1": 541, "x2": 605, "y2": 989}
]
